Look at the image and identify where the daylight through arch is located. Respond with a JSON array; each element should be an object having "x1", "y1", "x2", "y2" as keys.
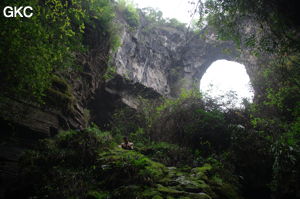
[{"x1": 200, "y1": 60, "x2": 254, "y2": 108}]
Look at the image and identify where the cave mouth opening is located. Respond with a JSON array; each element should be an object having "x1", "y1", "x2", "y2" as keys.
[{"x1": 200, "y1": 59, "x2": 254, "y2": 109}]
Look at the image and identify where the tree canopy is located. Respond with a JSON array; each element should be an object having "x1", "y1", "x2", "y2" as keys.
[{"x1": 0, "y1": 0, "x2": 116, "y2": 102}]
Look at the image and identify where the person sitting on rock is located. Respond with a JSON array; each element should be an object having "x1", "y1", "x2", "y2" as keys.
[{"x1": 120, "y1": 136, "x2": 134, "y2": 150}]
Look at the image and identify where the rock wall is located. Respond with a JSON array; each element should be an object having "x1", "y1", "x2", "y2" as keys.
[
  {"x1": 0, "y1": 22, "x2": 111, "y2": 197},
  {"x1": 0, "y1": 12, "x2": 257, "y2": 137},
  {"x1": 109, "y1": 13, "x2": 240, "y2": 100}
]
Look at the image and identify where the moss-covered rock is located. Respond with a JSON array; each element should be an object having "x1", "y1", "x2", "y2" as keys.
[
  {"x1": 10, "y1": 127, "x2": 243, "y2": 199},
  {"x1": 44, "y1": 75, "x2": 76, "y2": 114},
  {"x1": 157, "y1": 184, "x2": 185, "y2": 196},
  {"x1": 86, "y1": 190, "x2": 109, "y2": 199},
  {"x1": 97, "y1": 149, "x2": 168, "y2": 188}
]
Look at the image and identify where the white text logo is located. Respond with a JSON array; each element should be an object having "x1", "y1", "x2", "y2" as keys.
[{"x1": 3, "y1": 6, "x2": 33, "y2": 18}]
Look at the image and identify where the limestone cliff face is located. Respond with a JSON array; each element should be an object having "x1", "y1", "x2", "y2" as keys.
[
  {"x1": 0, "y1": 13, "x2": 251, "y2": 136},
  {"x1": 109, "y1": 13, "x2": 240, "y2": 100}
]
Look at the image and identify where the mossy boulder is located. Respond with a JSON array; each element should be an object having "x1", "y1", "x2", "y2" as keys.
[
  {"x1": 44, "y1": 75, "x2": 76, "y2": 114},
  {"x1": 97, "y1": 149, "x2": 168, "y2": 187},
  {"x1": 10, "y1": 127, "x2": 243, "y2": 199}
]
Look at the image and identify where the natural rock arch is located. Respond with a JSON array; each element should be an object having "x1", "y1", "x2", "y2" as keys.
[
  {"x1": 92, "y1": 13, "x2": 263, "y2": 126},
  {"x1": 108, "y1": 16, "x2": 245, "y2": 101}
]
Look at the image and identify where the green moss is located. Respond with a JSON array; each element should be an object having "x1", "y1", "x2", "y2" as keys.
[
  {"x1": 83, "y1": 108, "x2": 91, "y2": 126},
  {"x1": 167, "y1": 196, "x2": 175, "y2": 199},
  {"x1": 211, "y1": 175, "x2": 223, "y2": 186},
  {"x1": 177, "y1": 179, "x2": 209, "y2": 193},
  {"x1": 142, "y1": 188, "x2": 161, "y2": 197},
  {"x1": 191, "y1": 164, "x2": 212, "y2": 180},
  {"x1": 185, "y1": 192, "x2": 212, "y2": 199},
  {"x1": 218, "y1": 183, "x2": 242, "y2": 199},
  {"x1": 157, "y1": 184, "x2": 184, "y2": 195},
  {"x1": 197, "y1": 164, "x2": 212, "y2": 172},
  {"x1": 112, "y1": 185, "x2": 143, "y2": 198},
  {"x1": 86, "y1": 190, "x2": 109, "y2": 199},
  {"x1": 152, "y1": 195, "x2": 164, "y2": 199},
  {"x1": 51, "y1": 75, "x2": 70, "y2": 93},
  {"x1": 44, "y1": 75, "x2": 76, "y2": 114},
  {"x1": 16, "y1": 126, "x2": 243, "y2": 199},
  {"x1": 98, "y1": 149, "x2": 167, "y2": 187}
]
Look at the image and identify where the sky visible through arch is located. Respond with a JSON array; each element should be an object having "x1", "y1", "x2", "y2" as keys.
[
  {"x1": 132, "y1": 0, "x2": 254, "y2": 107},
  {"x1": 200, "y1": 60, "x2": 254, "y2": 107}
]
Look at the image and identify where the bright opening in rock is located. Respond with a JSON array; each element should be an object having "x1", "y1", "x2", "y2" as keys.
[{"x1": 200, "y1": 60, "x2": 254, "y2": 109}]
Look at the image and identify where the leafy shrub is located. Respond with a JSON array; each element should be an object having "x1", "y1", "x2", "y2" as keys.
[
  {"x1": 5, "y1": 127, "x2": 114, "y2": 199},
  {"x1": 229, "y1": 127, "x2": 273, "y2": 198},
  {"x1": 112, "y1": 89, "x2": 232, "y2": 155},
  {"x1": 270, "y1": 123, "x2": 300, "y2": 198},
  {"x1": 0, "y1": 0, "x2": 117, "y2": 102},
  {"x1": 5, "y1": 123, "x2": 244, "y2": 199},
  {"x1": 142, "y1": 7, "x2": 165, "y2": 24},
  {"x1": 103, "y1": 65, "x2": 117, "y2": 81},
  {"x1": 117, "y1": 0, "x2": 140, "y2": 28},
  {"x1": 149, "y1": 90, "x2": 230, "y2": 153},
  {"x1": 97, "y1": 149, "x2": 167, "y2": 187},
  {"x1": 138, "y1": 142, "x2": 194, "y2": 166},
  {"x1": 111, "y1": 106, "x2": 147, "y2": 136},
  {"x1": 166, "y1": 18, "x2": 186, "y2": 29}
]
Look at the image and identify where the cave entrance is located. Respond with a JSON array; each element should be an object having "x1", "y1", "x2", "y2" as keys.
[{"x1": 200, "y1": 59, "x2": 254, "y2": 108}]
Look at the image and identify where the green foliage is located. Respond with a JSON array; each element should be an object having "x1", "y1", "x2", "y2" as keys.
[
  {"x1": 149, "y1": 90, "x2": 229, "y2": 152},
  {"x1": 117, "y1": 0, "x2": 140, "y2": 28},
  {"x1": 229, "y1": 127, "x2": 273, "y2": 191},
  {"x1": 8, "y1": 127, "x2": 114, "y2": 199},
  {"x1": 141, "y1": 7, "x2": 186, "y2": 29},
  {"x1": 261, "y1": 54, "x2": 300, "y2": 121},
  {"x1": 203, "y1": 0, "x2": 300, "y2": 53},
  {"x1": 0, "y1": 0, "x2": 118, "y2": 102},
  {"x1": 246, "y1": 54, "x2": 300, "y2": 197},
  {"x1": 130, "y1": 127, "x2": 150, "y2": 145},
  {"x1": 83, "y1": 108, "x2": 91, "y2": 126},
  {"x1": 138, "y1": 141, "x2": 194, "y2": 166},
  {"x1": 111, "y1": 106, "x2": 146, "y2": 137},
  {"x1": 166, "y1": 18, "x2": 186, "y2": 29},
  {"x1": 44, "y1": 75, "x2": 76, "y2": 114},
  {"x1": 201, "y1": 1, "x2": 300, "y2": 197},
  {"x1": 270, "y1": 120, "x2": 300, "y2": 197},
  {"x1": 142, "y1": 7, "x2": 165, "y2": 24},
  {"x1": 110, "y1": 85, "x2": 294, "y2": 198},
  {"x1": 112, "y1": 89, "x2": 232, "y2": 155},
  {"x1": 98, "y1": 149, "x2": 167, "y2": 187},
  {"x1": 0, "y1": 0, "x2": 82, "y2": 101},
  {"x1": 155, "y1": 89, "x2": 202, "y2": 113},
  {"x1": 8, "y1": 121, "x2": 244, "y2": 199},
  {"x1": 86, "y1": 190, "x2": 109, "y2": 199},
  {"x1": 103, "y1": 65, "x2": 117, "y2": 81}
]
